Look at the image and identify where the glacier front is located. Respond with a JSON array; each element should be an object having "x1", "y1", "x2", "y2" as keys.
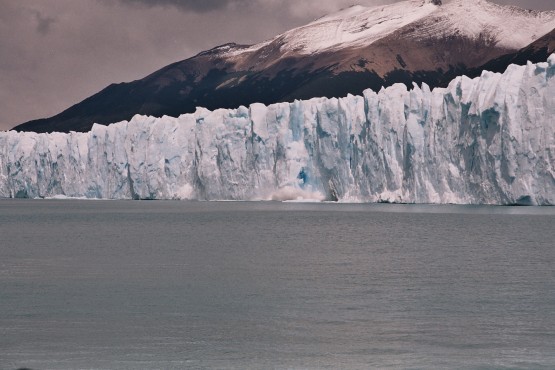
[{"x1": 1, "y1": 57, "x2": 555, "y2": 204}]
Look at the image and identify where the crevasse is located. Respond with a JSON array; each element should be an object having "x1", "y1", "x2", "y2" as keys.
[{"x1": 1, "y1": 56, "x2": 555, "y2": 204}]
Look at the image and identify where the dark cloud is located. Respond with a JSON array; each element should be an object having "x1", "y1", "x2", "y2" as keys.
[
  {"x1": 116, "y1": 0, "x2": 249, "y2": 13},
  {"x1": 1, "y1": 0, "x2": 554, "y2": 131},
  {"x1": 32, "y1": 10, "x2": 56, "y2": 35},
  {"x1": 492, "y1": 0, "x2": 555, "y2": 10}
]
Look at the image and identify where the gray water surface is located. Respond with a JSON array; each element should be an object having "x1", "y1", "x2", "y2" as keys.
[{"x1": 1, "y1": 200, "x2": 554, "y2": 369}]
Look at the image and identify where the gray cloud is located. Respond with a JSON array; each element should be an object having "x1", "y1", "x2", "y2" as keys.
[
  {"x1": 115, "y1": 0, "x2": 249, "y2": 13},
  {"x1": 491, "y1": 0, "x2": 555, "y2": 10},
  {"x1": 1, "y1": 0, "x2": 554, "y2": 131},
  {"x1": 32, "y1": 10, "x2": 56, "y2": 35}
]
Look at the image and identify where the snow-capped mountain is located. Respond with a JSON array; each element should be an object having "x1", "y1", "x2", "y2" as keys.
[
  {"x1": 15, "y1": 0, "x2": 555, "y2": 133},
  {"x1": 229, "y1": 0, "x2": 554, "y2": 68},
  {"x1": 3, "y1": 56, "x2": 555, "y2": 204}
]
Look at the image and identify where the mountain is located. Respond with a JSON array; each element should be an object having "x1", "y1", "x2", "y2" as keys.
[
  {"x1": 14, "y1": 0, "x2": 555, "y2": 133},
  {"x1": 469, "y1": 27, "x2": 555, "y2": 75},
  {"x1": 3, "y1": 56, "x2": 555, "y2": 204}
]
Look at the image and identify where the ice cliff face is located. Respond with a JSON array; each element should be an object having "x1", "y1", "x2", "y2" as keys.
[{"x1": 2, "y1": 56, "x2": 555, "y2": 204}]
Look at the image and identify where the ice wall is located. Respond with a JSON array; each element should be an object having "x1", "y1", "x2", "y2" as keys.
[{"x1": 1, "y1": 57, "x2": 555, "y2": 204}]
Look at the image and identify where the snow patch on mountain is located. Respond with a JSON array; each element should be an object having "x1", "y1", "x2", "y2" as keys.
[
  {"x1": 421, "y1": 0, "x2": 555, "y2": 50},
  {"x1": 226, "y1": 0, "x2": 555, "y2": 57}
]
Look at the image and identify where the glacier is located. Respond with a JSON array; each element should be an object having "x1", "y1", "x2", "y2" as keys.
[{"x1": 1, "y1": 56, "x2": 555, "y2": 205}]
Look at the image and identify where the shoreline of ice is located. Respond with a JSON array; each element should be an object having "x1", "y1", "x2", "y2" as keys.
[{"x1": 1, "y1": 56, "x2": 555, "y2": 205}]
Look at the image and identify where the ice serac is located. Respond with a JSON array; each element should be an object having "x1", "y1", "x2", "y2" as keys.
[{"x1": 2, "y1": 57, "x2": 555, "y2": 204}]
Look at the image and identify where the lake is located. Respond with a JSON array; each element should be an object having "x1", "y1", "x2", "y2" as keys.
[{"x1": 1, "y1": 200, "x2": 554, "y2": 369}]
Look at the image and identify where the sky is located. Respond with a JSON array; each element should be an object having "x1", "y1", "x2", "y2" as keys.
[{"x1": 1, "y1": 0, "x2": 554, "y2": 131}]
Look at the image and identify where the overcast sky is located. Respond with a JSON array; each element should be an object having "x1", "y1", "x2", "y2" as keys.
[{"x1": 1, "y1": 0, "x2": 554, "y2": 130}]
